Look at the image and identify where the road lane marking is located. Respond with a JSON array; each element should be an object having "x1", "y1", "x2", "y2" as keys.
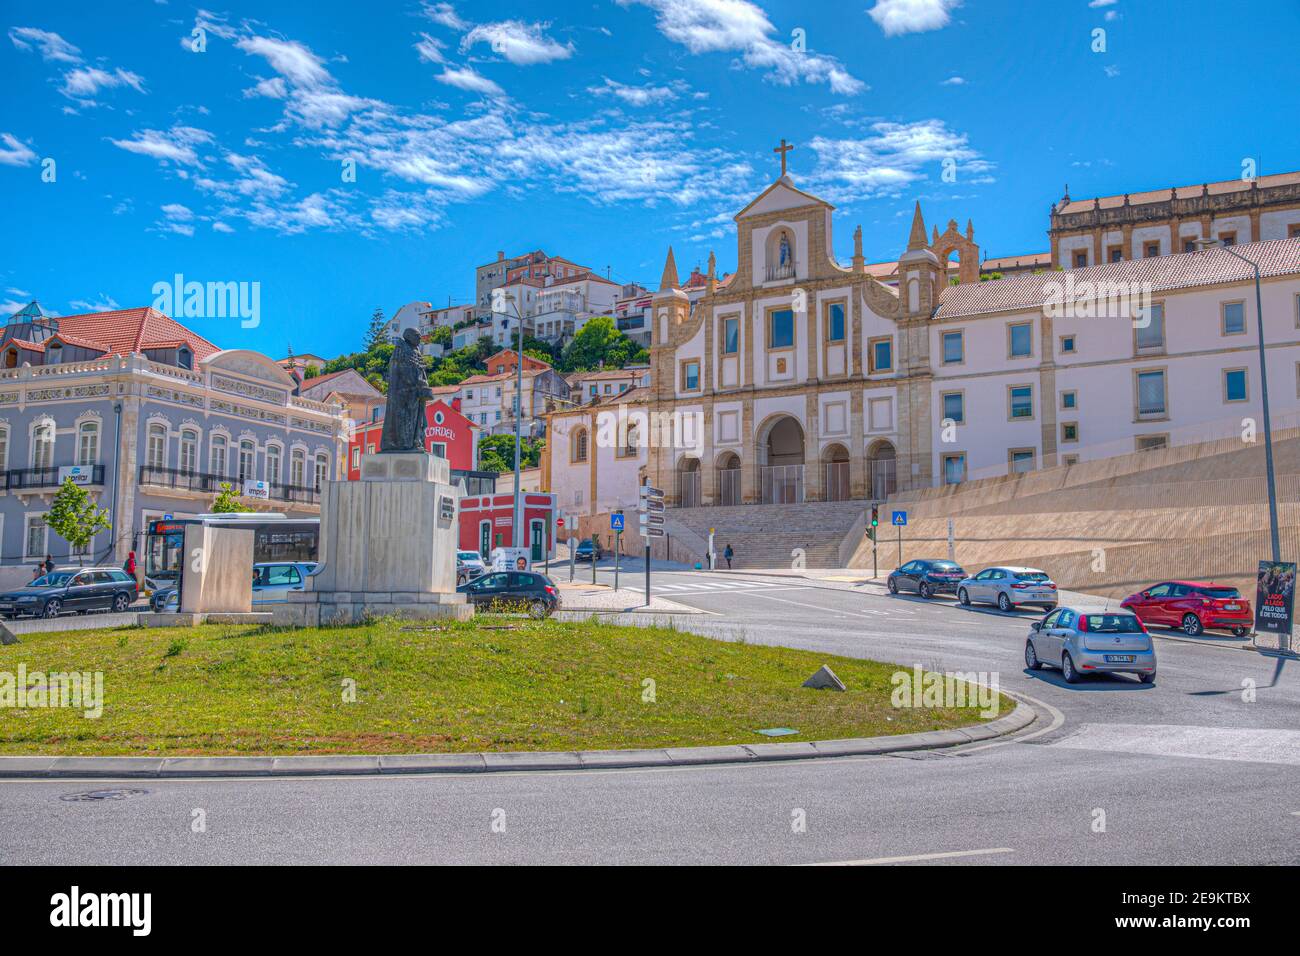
[
  {"x1": 804, "y1": 847, "x2": 1014, "y2": 866},
  {"x1": 1051, "y1": 724, "x2": 1300, "y2": 766}
]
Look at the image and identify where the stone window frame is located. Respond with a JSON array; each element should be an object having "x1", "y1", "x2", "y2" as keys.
[
  {"x1": 1133, "y1": 366, "x2": 1170, "y2": 421},
  {"x1": 940, "y1": 329, "x2": 965, "y2": 366},
  {"x1": 1060, "y1": 421, "x2": 1080, "y2": 444},
  {"x1": 867, "y1": 335, "x2": 894, "y2": 374},
  {"x1": 1060, "y1": 389, "x2": 1079, "y2": 411},
  {"x1": 765, "y1": 305, "x2": 796, "y2": 353},
  {"x1": 1062, "y1": 453, "x2": 1080, "y2": 466},
  {"x1": 720, "y1": 313, "x2": 740, "y2": 355},
  {"x1": 1143, "y1": 241, "x2": 1161, "y2": 258},
  {"x1": 1136, "y1": 433, "x2": 1169, "y2": 453},
  {"x1": 23, "y1": 510, "x2": 48, "y2": 560},
  {"x1": 1006, "y1": 383, "x2": 1035, "y2": 422},
  {"x1": 1220, "y1": 299, "x2": 1247, "y2": 337},
  {"x1": 29, "y1": 416, "x2": 57, "y2": 470},
  {"x1": 941, "y1": 451, "x2": 967, "y2": 486},
  {"x1": 1006, "y1": 320, "x2": 1034, "y2": 360},
  {"x1": 1133, "y1": 300, "x2": 1166, "y2": 355},
  {"x1": 679, "y1": 358, "x2": 701, "y2": 393},
  {"x1": 265, "y1": 440, "x2": 285, "y2": 487},
  {"x1": 1008, "y1": 447, "x2": 1037, "y2": 474},
  {"x1": 822, "y1": 298, "x2": 847, "y2": 344},
  {"x1": 1222, "y1": 366, "x2": 1249, "y2": 404},
  {"x1": 1072, "y1": 250, "x2": 1088, "y2": 269},
  {"x1": 939, "y1": 389, "x2": 965, "y2": 425},
  {"x1": 571, "y1": 427, "x2": 589, "y2": 464},
  {"x1": 209, "y1": 429, "x2": 232, "y2": 477},
  {"x1": 75, "y1": 419, "x2": 100, "y2": 467},
  {"x1": 1058, "y1": 333, "x2": 1077, "y2": 355},
  {"x1": 0, "y1": 423, "x2": 9, "y2": 473}
]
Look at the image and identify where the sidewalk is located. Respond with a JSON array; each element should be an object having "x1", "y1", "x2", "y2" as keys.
[{"x1": 553, "y1": 580, "x2": 702, "y2": 616}]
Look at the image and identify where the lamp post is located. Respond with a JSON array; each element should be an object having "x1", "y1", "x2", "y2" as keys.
[
  {"x1": 492, "y1": 294, "x2": 526, "y2": 554},
  {"x1": 1196, "y1": 238, "x2": 1281, "y2": 566}
]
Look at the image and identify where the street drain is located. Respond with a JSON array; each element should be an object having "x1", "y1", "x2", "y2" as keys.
[{"x1": 60, "y1": 788, "x2": 151, "y2": 802}]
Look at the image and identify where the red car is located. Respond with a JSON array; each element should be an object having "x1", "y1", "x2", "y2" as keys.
[{"x1": 1120, "y1": 581, "x2": 1252, "y2": 637}]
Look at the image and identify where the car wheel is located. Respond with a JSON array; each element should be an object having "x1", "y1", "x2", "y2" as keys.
[
  {"x1": 958, "y1": 587, "x2": 970, "y2": 606},
  {"x1": 1061, "y1": 652, "x2": 1080, "y2": 684},
  {"x1": 528, "y1": 600, "x2": 549, "y2": 619},
  {"x1": 1024, "y1": 639, "x2": 1042, "y2": 671},
  {"x1": 1231, "y1": 626, "x2": 1248, "y2": 638},
  {"x1": 887, "y1": 577, "x2": 899, "y2": 594},
  {"x1": 1139, "y1": 671, "x2": 1156, "y2": 684},
  {"x1": 1181, "y1": 613, "x2": 1203, "y2": 637},
  {"x1": 919, "y1": 581, "x2": 933, "y2": 599},
  {"x1": 997, "y1": 592, "x2": 1012, "y2": 612},
  {"x1": 42, "y1": 598, "x2": 61, "y2": 619},
  {"x1": 113, "y1": 593, "x2": 130, "y2": 612}
]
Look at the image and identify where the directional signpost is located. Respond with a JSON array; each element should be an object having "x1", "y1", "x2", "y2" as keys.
[
  {"x1": 892, "y1": 510, "x2": 907, "y2": 567},
  {"x1": 639, "y1": 485, "x2": 665, "y2": 606}
]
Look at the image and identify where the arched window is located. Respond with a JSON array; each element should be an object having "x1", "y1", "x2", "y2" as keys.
[
  {"x1": 77, "y1": 421, "x2": 99, "y2": 466},
  {"x1": 177, "y1": 346, "x2": 192, "y2": 370},
  {"x1": 314, "y1": 453, "x2": 329, "y2": 490},
  {"x1": 290, "y1": 448, "x2": 306, "y2": 487},
  {"x1": 621, "y1": 423, "x2": 639, "y2": 458},
  {"x1": 210, "y1": 435, "x2": 228, "y2": 476},
  {"x1": 572, "y1": 428, "x2": 589, "y2": 463},
  {"x1": 179, "y1": 429, "x2": 199, "y2": 474},
  {"x1": 238, "y1": 440, "x2": 256, "y2": 482},
  {"x1": 146, "y1": 423, "x2": 167, "y2": 470},
  {"x1": 266, "y1": 444, "x2": 282, "y2": 487},
  {"x1": 32, "y1": 421, "x2": 55, "y2": 470}
]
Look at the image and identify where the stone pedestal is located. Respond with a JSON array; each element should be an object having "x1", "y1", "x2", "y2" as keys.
[{"x1": 284, "y1": 452, "x2": 472, "y2": 625}]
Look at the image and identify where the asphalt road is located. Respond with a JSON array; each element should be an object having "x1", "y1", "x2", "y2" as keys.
[{"x1": 2, "y1": 565, "x2": 1297, "y2": 866}]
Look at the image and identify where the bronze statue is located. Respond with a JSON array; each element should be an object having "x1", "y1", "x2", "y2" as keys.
[{"x1": 380, "y1": 328, "x2": 433, "y2": 452}]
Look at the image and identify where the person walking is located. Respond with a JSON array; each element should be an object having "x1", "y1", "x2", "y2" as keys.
[
  {"x1": 723, "y1": 543, "x2": 734, "y2": 570},
  {"x1": 124, "y1": 551, "x2": 137, "y2": 577},
  {"x1": 43, "y1": 554, "x2": 53, "y2": 575}
]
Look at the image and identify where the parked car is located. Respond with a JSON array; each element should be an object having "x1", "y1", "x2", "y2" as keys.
[
  {"x1": 958, "y1": 566, "x2": 1058, "y2": 612},
  {"x1": 457, "y1": 550, "x2": 487, "y2": 585},
  {"x1": 887, "y1": 559, "x2": 967, "y2": 599},
  {"x1": 150, "y1": 587, "x2": 177, "y2": 613},
  {"x1": 0, "y1": 567, "x2": 138, "y2": 619},
  {"x1": 1025, "y1": 606, "x2": 1156, "y2": 684},
  {"x1": 252, "y1": 562, "x2": 318, "y2": 604},
  {"x1": 1120, "y1": 581, "x2": 1252, "y2": 637},
  {"x1": 574, "y1": 539, "x2": 603, "y2": 563},
  {"x1": 456, "y1": 570, "x2": 560, "y2": 618}
]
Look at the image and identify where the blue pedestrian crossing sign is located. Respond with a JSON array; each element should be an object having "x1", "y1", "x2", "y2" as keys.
[
  {"x1": 891, "y1": 511, "x2": 908, "y2": 527},
  {"x1": 610, "y1": 513, "x2": 625, "y2": 531}
]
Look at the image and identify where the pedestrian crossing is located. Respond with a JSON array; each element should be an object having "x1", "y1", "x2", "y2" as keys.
[
  {"x1": 650, "y1": 578, "x2": 796, "y2": 596},
  {"x1": 1051, "y1": 723, "x2": 1300, "y2": 767}
]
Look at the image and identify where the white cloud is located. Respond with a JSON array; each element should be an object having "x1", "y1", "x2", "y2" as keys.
[
  {"x1": 867, "y1": 0, "x2": 961, "y2": 37},
  {"x1": 619, "y1": 0, "x2": 864, "y2": 95},
  {"x1": 805, "y1": 119, "x2": 992, "y2": 202},
  {"x1": 421, "y1": 2, "x2": 469, "y2": 31},
  {"x1": 587, "y1": 77, "x2": 685, "y2": 106},
  {"x1": 1104, "y1": 64, "x2": 1120, "y2": 77},
  {"x1": 8, "y1": 26, "x2": 82, "y2": 63},
  {"x1": 195, "y1": 152, "x2": 291, "y2": 200},
  {"x1": 236, "y1": 36, "x2": 332, "y2": 88},
  {"x1": 160, "y1": 202, "x2": 193, "y2": 220},
  {"x1": 61, "y1": 66, "x2": 146, "y2": 98},
  {"x1": 0, "y1": 133, "x2": 38, "y2": 167},
  {"x1": 69, "y1": 294, "x2": 121, "y2": 312},
  {"x1": 414, "y1": 33, "x2": 446, "y2": 65},
  {"x1": 110, "y1": 126, "x2": 213, "y2": 166},
  {"x1": 436, "y1": 66, "x2": 504, "y2": 97},
  {"x1": 941, "y1": 75, "x2": 966, "y2": 85},
  {"x1": 460, "y1": 20, "x2": 574, "y2": 65},
  {"x1": 244, "y1": 76, "x2": 288, "y2": 100},
  {"x1": 1089, "y1": 0, "x2": 1117, "y2": 7},
  {"x1": 212, "y1": 221, "x2": 235, "y2": 233}
]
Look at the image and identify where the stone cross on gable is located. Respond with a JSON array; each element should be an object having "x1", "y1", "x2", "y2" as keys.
[{"x1": 773, "y1": 138, "x2": 794, "y2": 177}]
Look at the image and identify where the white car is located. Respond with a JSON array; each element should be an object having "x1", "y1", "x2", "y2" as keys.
[
  {"x1": 457, "y1": 551, "x2": 487, "y2": 585},
  {"x1": 958, "y1": 566, "x2": 1058, "y2": 612}
]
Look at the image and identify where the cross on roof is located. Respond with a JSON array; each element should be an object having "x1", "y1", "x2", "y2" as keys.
[{"x1": 773, "y1": 138, "x2": 793, "y2": 177}]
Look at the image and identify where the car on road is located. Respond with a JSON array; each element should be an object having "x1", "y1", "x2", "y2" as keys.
[
  {"x1": 457, "y1": 550, "x2": 487, "y2": 585},
  {"x1": 456, "y1": 570, "x2": 560, "y2": 618},
  {"x1": 0, "y1": 567, "x2": 138, "y2": 619},
  {"x1": 958, "y1": 566, "x2": 1058, "y2": 612},
  {"x1": 887, "y1": 559, "x2": 967, "y2": 599},
  {"x1": 1025, "y1": 606, "x2": 1156, "y2": 684},
  {"x1": 1120, "y1": 581, "x2": 1252, "y2": 637},
  {"x1": 573, "y1": 539, "x2": 603, "y2": 563},
  {"x1": 252, "y1": 561, "x2": 318, "y2": 604}
]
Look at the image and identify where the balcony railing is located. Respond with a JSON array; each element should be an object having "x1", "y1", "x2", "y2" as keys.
[
  {"x1": 138, "y1": 466, "x2": 321, "y2": 504},
  {"x1": 765, "y1": 261, "x2": 797, "y2": 281},
  {"x1": 4, "y1": 465, "x2": 106, "y2": 490}
]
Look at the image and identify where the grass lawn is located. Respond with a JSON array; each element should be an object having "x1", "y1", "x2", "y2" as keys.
[{"x1": 0, "y1": 618, "x2": 1010, "y2": 756}]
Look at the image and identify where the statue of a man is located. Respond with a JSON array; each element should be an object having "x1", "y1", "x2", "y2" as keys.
[{"x1": 380, "y1": 328, "x2": 433, "y2": 452}]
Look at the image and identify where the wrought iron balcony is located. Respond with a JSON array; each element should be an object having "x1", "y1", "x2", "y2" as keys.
[
  {"x1": 4, "y1": 465, "x2": 106, "y2": 490},
  {"x1": 138, "y1": 465, "x2": 321, "y2": 504}
]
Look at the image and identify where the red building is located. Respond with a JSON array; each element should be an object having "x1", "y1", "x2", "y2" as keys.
[
  {"x1": 483, "y1": 348, "x2": 552, "y2": 376},
  {"x1": 346, "y1": 398, "x2": 480, "y2": 479},
  {"x1": 459, "y1": 492, "x2": 557, "y2": 562}
]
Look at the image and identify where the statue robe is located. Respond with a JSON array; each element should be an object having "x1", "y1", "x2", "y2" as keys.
[{"x1": 379, "y1": 338, "x2": 430, "y2": 452}]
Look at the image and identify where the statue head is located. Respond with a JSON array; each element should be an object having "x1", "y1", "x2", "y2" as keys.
[{"x1": 402, "y1": 327, "x2": 421, "y2": 348}]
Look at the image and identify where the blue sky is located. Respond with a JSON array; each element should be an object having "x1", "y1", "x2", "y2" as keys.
[{"x1": 2, "y1": 0, "x2": 1297, "y2": 358}]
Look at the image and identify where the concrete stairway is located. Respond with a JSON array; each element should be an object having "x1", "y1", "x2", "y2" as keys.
[{"x1": 664, "y1": 500, "x2": 866, "y2": 569}]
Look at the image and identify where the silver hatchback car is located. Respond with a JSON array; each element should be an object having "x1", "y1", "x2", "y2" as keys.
[
  {"x1": 1026, "y1": 606, "x2": 1157, "y2": 684},
  {"x1": 959, "y1": 566, "x2": 1058, "y2": 612}
]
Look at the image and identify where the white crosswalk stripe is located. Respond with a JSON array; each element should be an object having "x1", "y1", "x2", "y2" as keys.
[
  {"x1": 1052, "y1": 723, "x2": 1300, "y2": 767},
  {"x1": 651, "y1": 579, "x2": 805, "y2": 595}
]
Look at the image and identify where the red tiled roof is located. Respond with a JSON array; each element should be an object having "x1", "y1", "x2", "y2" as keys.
[
  {"x1": 979, "y1": 252, "x2": 1052, "y2": 270},
  {"x1": 1057, "y1": 171, "x2": 1300, "y2": 215},
  {"x1": 50, "y1": 307, "x2": 221, "y2": 360},
  {"x1": 7, "y1": 339, "x2": 45, "y2": 353},
  {"x1": 300, "y1": 367, "x2": 383, "y2": 397},
  {"x1": 936, "y1": 238, "x2": 1300, "y2": 320}
]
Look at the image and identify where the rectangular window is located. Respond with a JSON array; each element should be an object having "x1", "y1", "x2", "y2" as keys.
[
  {"x1": 681, "y1": 360, "x2": 700, "y2": 391},
  {"x1": 1183, "y1": 238, "x2": 1197, "y2": 253},
  {"x1": 1135, "y1": 302, "x2": 1164, "y2": 351},
  {"x1": 1062, "y1": 454, "x2": 1080, "y2": 466},
  {"x1": 1009, "y1": 449, "x2": 1035, "y2": 473},
  {"x1": 1220, "y1": 232, "x2": 1236, "y2": 247},
  {"x1": 1061, "y1": 421, "x2": 1079, "y2": 443},
  {"x1": 1144, "y1": 242, "x2": 1160, "y2": 258},
  {"x1": 1108, "y1": 247, "x2": 1123, "y2": 263},
  {"x1": 825, "y1": 302, "x2": 845, "y2": 343},
  {"x1": 1061, "y1": 389, "x2": 1078, "y2": 410},
  {"x1": 1008, "y1": 385, "x2": 1034, "y2": 420},
  {"x1": 942, "y1": 453, "x2": 966, "y2": 486},
  {"x1": 941, "y1": 391, "x2": 964, "y2": 424},
  {"x1": 24, "y1": 515, "x2": 45, "y2": 559},
  {"x1": 351, "y1": 448, "x2": 360, "y2": 468},
  {"x1": 1289, "y1": 224, "x2": 1300, "y2": 238},
  {"x1": 1223, "y1": 368, "x2": 1248, "y2": 403},
  {"x1": 1222, "y1": 301, "x2": 1245, "y2": 335},
  {"x1": 1073, "y1": 251, "x2": 1087, "y2": 268},
  {"x1": 1136, "y1": 369, "x2": 1167, "y2": 418},
  {"x1": 1059, "y1": 334, "x2": 1076, "y2": 354},
  {"x1": 723, "y1": 316, "x2": 739, "y2": 354},
  {"x1": 768, "y1": 308, "x2": 794, "y2": 349},
  {"x1": 868, "y1": 336, "x2": 893, "y2": 373},
  {"x1": 868, "y1": 397, "x2": 893, "y2": 431},
  {"x1": 941, "y1": 330, "x2": 964, "y2": 364},
  {"x1": 1137, "y1": 435, "x2": 1168, "y2": 452},
  {"x1": 1008, "y1": 322, "x2": 1032, "y2": 358}
]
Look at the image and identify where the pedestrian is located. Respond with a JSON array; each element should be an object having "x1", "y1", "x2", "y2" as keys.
[
  {"x1": 724, "y1": 543, "x2": 734, "y2": 570},
  {"x1": 43, "y1": 553, "x2": 53, "y2": 575},
  {"x1": 124, "y1": 551, "x2": 137, "y2": 576},
  {"x1": 30, "y1": 564, "x2": 43, "y2": 582}
]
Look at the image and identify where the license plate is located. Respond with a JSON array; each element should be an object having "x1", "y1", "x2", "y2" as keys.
[
  {"x1": 1104, "y1": 654, "x2": 1136, "y2": 663},
  {"x1": 1224, "y1": 604, "x2": 1240, "y2": 610},
  {"x1": 1032, "y1": 592, "x2": 1050, "y2": 599}
]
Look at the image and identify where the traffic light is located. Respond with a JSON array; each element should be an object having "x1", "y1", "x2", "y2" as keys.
[{"x1": 871, "y1": 505, "x2": 880, "y2": 528}]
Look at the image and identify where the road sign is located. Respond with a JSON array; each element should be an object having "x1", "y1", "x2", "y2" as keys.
[
  {"x1": 556, "y1": 517, "x2": 565, "y2": 528},
  {"x1": 610, "y1": 513, "x2": 625, "y2": 531},
  {"x1": 640, "y1": 485, "x2": 664, "y2": 499},
  {"x1": 642, "y1": 527, "x2": 665, "y2": 538},
  {"x1": 639, "y1": 513, "x2": 665, "y2": 526},
  {"x1": 892, "y1": 510, "x2": 908, "y2": 527}
]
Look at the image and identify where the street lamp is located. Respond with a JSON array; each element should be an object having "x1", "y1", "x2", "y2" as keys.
[
  {"x1": 1195, "y1": 237, "x2": 1281, "y2": 567},
  {"x1": 491, "y1": 293, "x2": 527, "y2": 554}
]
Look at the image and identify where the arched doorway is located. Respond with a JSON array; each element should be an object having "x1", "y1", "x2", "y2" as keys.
[
  {"x1": 677, "y1": 456, "x2": 702, "y2": 508},
  {"x1": 867, "y1": 439, "x2": 897, "y2": 500},
  {"x1": 759, "y1": 415, "x2": 805, "y2": 504},
  {"x1": 821, "y1": 442, "x2": 850, "y2": 502},
  {"x1": 716, "y1": 451, "x2": 741, "y2": 506}
]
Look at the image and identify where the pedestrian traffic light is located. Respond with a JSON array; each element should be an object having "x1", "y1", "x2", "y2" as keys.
[{"x1": 871, "y1": 505, "x2": 879, "y2": 528}]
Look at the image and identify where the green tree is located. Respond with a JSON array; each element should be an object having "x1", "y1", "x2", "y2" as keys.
[
  {"x1": 46, "y1": 477, "x2": 112, "y2": 566},
  {"x1": 303, "y1": 365, "x2": 319, "y2": 379},
  {"x1": 211, "y1": 482, "x2": 243, "y2": 514},
  {"x1": 365, "y1": 307, "x2": 388, "y2": 351},
  {"x1": 559, "y1": 316, "x2": 643, "y2": 373},
  {"x1": 429, "y1": 325, "x2": 453, "y2": 347},
  {"x1": 477, "y1": 434, "x2": 543, "y2": 474}
]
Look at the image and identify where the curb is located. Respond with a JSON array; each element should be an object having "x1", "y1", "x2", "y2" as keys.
[{"x1": 0, "y1": 701, "x2": 1035, "y2": 779}]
